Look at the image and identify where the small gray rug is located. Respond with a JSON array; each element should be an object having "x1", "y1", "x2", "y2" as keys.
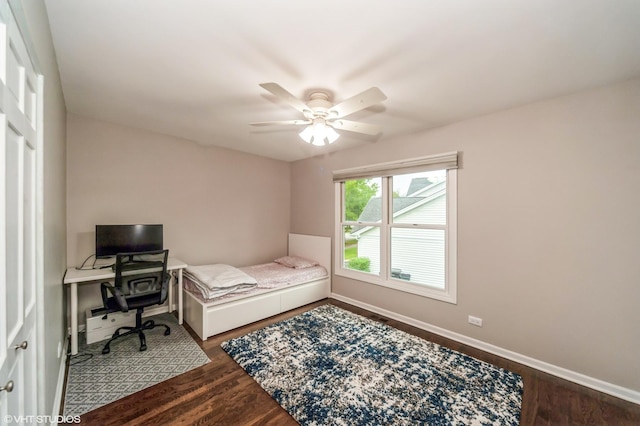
[
  {"x1": 223, "y1": 305, "x2": 523, "y2": 425},
  {"x1": 63, "y1": 313, "x2": 209, "y2": 417}
]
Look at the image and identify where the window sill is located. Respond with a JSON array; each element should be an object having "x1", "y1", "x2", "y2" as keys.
[{"x1": 335, "y1": 267, "x2": 457, "y2": 304}]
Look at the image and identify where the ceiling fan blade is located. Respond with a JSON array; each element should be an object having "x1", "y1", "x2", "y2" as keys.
[
  {"x1": 259, "y1": 83, "x2": 310, "y2": 114},
  {"x1": 329, "y1": 87, "x2": 387, "y2": 118},
  {"x1": 329, "y1": 119, "x2": 382, "y2": 135},
  {"x1": 250, "y1": 119, "x2": 311, "y2": 126}
]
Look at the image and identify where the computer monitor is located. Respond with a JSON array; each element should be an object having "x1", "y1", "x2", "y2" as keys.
[{"x1": 95, "y1": 224, "x2": 163, "y2": 258}]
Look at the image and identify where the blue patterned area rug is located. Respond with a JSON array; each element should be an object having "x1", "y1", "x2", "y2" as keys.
[
  {"x1": 222, "y1": 305, "x2": 523, "y2": 425},
  {"x1": 63, "y1": 313, "x2": 210, "y2": 417}
]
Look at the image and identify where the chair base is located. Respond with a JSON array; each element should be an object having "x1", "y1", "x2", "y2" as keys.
[{"x1": 102, "y1": 309, "x2": 170, "y2": 354}]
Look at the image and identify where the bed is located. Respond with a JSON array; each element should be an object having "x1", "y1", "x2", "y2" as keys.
[{"x1": 183, "y1": 233, "x2": 331, "y2": 341}]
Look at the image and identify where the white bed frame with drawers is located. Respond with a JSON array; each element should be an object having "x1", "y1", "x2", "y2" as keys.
[{"x1": 183, "y1": 233, "x2": 331, "y2": 341}]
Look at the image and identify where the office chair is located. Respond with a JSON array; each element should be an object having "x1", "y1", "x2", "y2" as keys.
[{"x1": 100, "y1": 249, "x2": 171, "y2": 354}]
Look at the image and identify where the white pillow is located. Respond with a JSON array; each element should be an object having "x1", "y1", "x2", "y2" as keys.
[{"x1": 274, "y1": 255, "x2": 319, "y2": 269}]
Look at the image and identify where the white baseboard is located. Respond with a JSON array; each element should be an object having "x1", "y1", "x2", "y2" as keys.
[
  {"x1": 51, "y1": 335, "x2": 69, "y2": 423},
  {"x1": 330, "y1": 292, "x2": 640, "y2": 405}
]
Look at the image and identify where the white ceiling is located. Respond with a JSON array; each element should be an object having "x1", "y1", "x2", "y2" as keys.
[{"x1": 44, "y1": 0, "x2": 640, "y2": 162}]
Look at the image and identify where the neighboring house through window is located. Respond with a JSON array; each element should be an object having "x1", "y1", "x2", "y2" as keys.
[{"x1": 333, "y1": 152, "x2": 458, "y2": 303}]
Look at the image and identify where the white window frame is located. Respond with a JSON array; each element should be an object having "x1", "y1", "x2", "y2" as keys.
[{"x1": 333, "y1": 153, "x2": 458, "y2": 304}]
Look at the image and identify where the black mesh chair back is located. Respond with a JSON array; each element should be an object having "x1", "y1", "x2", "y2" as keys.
[{"x1": 113, "y1": 250, "x2": 169, "y2": 306}]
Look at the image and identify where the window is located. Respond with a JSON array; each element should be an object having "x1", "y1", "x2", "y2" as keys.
[{"x1": 334, "y1": 152, "x2": 457, "y2": 303}]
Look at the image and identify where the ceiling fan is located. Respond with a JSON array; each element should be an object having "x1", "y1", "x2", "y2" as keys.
[{"x1": 251, "y1": 82, "x2": 387, "y2": 146}]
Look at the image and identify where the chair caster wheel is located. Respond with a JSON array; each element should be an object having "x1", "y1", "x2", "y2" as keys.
[
  {"x1": 164, "y1": 329, "x2": 171, "y2": 336},
  {"x1": 102, "y1": 347, "x2": 110, "y2": 354},
  {"x1": 140, "y1": 344, "x2": 147, "y2": 351}
]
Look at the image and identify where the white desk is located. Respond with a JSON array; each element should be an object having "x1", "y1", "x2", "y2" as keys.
[{"x1": 63, "y1": 257, "x2": 187, "y2": 355}]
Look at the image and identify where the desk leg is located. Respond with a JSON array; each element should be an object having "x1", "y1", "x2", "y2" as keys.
[
  {"x1": 70, "y1": 282, "x2": 78, "y2": 356},
  {"x1": 178, "y1": 268, "x2": 183, "y2": 324},
  {"x1": 168, "y1": 272, "x2": 174, "y2": 316}
]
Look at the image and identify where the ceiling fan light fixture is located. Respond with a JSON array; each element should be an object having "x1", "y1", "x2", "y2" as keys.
[
  {"x1": 299, "y1": 125, "x2": 314, "y2": 144},
  {"x1": 325, "y1": 125, "x2": 340, "y2": 144},
  {"x1": 254, "y1": 83, "x2": 386, "y2": 145},
  {"x1": 299, "y1": 119, "x2": 340, "y2": 146}
]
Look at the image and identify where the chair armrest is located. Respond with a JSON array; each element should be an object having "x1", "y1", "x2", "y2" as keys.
[
  {"x1": 100, "y1": 282, "x2": 113, "y2": 305},
  {"x1": 100, "y1": 282, "x2": 129, "y2": 312}
]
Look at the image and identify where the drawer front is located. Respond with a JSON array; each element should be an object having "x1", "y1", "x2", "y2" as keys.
[
  {"x1": 86, "y1": 308, "x2": 136, "y2": 332},
  {"x1": 86, "y1": 325, "x2": 123, "y2": 345},
  {"x1": 281, "y1": 280, "x2": 329, "y2": 312},
  {"x1": 209, "y1": 294, "x2": 280, "y2": 335}
]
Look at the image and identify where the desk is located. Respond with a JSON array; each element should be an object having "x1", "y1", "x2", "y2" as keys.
[{"x1": 63, "y1": 257, "x2": 187, "y2": 355}]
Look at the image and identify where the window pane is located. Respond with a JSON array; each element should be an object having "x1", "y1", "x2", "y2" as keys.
[
  {"x1": 344, "y1": 178, "x2": 381, "y2": 222},
  {"x1": 392, "y1": 170, "x2": 446, "y2": 225},
  {"x1": 391, "y1": 228, "x2": 444, "y2": 289},
  {"x1": 344, "y1": 225, "x2": 380, "y2": 275}
]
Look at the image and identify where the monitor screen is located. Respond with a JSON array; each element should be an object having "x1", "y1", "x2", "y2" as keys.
[{"x1": 95, "y1": 224, "x2": 163, "y2": 258}]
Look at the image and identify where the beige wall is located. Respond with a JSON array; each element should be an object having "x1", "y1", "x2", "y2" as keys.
[
  {"x1": 18, "y1": 0, "x2": 68, "y2": 416},
  {"x1": 291, "y1": 77, "x2": 640, "y2": 393},
  {"x1": 67, "y1": 114, "x2": 291, "y2": 321}
]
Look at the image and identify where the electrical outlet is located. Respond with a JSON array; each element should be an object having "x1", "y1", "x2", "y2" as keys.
[
  {"x1": 57, "y1": 341, "x2": 62, "y2": 358},
  {"x1": 468, "y1": 315, "x2": 483, "y2": 327}
]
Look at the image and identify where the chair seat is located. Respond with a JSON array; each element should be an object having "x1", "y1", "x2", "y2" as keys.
[{"x1": 105, "y1": 293, "x2": 163, "y2": 312}]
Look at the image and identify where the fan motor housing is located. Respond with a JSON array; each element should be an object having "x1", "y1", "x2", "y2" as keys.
[{"x1": 305, "y1": 92, "x2": 333, "y2": 119}]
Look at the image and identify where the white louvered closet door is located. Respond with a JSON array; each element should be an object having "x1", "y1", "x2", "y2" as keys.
[{"x1": 0, "y1": 1, "x2": 41, "y2": 423}]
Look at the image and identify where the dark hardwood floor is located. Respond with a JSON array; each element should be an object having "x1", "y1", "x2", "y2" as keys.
[{"x1": 65, "y1": 299, "x2": 640, "y2": 425}]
